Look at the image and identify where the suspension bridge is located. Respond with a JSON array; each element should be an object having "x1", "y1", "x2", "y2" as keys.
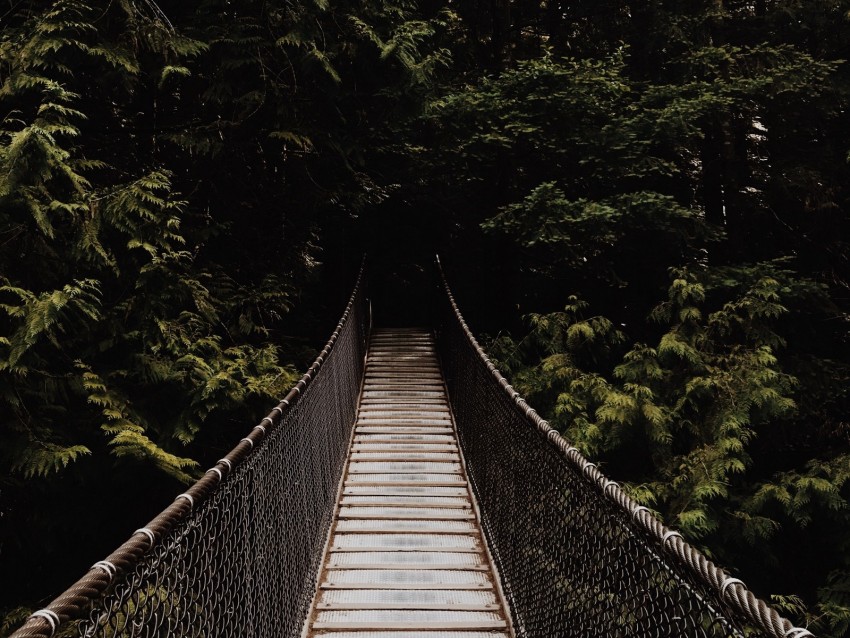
[{"x1": 13, "y1": 259, "x2": 814, "y2": 638}]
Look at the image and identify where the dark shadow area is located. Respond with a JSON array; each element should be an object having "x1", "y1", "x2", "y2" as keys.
[
  {"x1": 319, "y1": 197, "x2": 527, "y2": 334},
  {"x1": 346, "y1": 203, "x2": 442, "y2": 328},
  {"x1": 368, "y1": 257, "x2": 437, "y2": 327}
]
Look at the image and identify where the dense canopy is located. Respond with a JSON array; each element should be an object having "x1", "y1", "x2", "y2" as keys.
[{"x1": 1, "y1": 0, "x2": 849, "y2": 635}]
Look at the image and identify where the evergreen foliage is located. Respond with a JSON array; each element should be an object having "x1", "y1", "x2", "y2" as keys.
[
  {"x1": 410, "y1": 2, "x2": 850, "y2": 633},
  {"x1": 0, "y1": 0, "x2": 447, "y2": 630},
  {"x1": 2, "y1": 0, "x2": 850, "y2": 635}
]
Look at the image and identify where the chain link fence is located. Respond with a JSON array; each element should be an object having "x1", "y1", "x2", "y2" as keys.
[
  {"x1": 12, "y1": 258, "x2": 815, "y2": 638},
  {"x1": 12, "y1": 267, "x2": 368, "y2": 638},
  {"x1": 435, "y1": 258, "x2": 813, "y2": 638}
]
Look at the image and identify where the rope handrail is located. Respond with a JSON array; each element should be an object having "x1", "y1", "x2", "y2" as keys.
[
  {"x1": 435, "y1": 254, "x2": 813, "y2": 638},
  {"x1": 13, "y1": 259, "x2": 368, "y2": 638}
]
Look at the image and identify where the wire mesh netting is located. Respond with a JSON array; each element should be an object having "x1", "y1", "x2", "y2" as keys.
[
  {"x1": 11, "y1": 274, "x2": 369, "y2": 638},
  {"x1": 12, "y1": 261, "x2": 813, "y2": 638},
  {"x1": 435, "y1": 272, "x2": 801, "y2": 638},
  {"x1": 87, "y1": 302, "x2": 365, "y2": 636},
  {"x1": 85, "y1": 293, "x2": 365, "y2": 637}
]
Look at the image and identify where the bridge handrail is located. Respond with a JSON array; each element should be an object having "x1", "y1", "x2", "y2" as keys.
[
  {"x1": 13, "y1": 260, "x2": 368, "y2": 638},
  {"x1": 436, "y1": 255, "x2": 812, "y2": 638}
]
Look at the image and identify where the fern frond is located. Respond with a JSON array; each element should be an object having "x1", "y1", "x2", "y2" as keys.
[
  {"x1": 269, "y1": 130, "x2": 314, "y2": 151},
  {"x1": 11, "y1": 441, "x2": 91, "y2": 478},
  {"x1": 3, "y1": 280, "x2": 101, "y2": 366},
  {"x1": 108, "y1": 429, "x2": 198, "y2": 483}
]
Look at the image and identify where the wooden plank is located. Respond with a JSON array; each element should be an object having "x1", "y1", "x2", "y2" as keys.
[
  {"x1": 342, "y1": 485, "x2": 469, "y2": 500},
  {"x1": 312, "y1": 610, "x2": 506, "y2": 630},
  {"x1": 313, "y1": 632, "x2": 508, "y2": 638},
  {"x1": 364, "y1": 370, "x2": 441, "y2": 374},
  {"x1": 334, "y1": 527, "x2": 477, "y2": 534},
  {"x1": 320, "y1": 583, "x2": 494, "y2": 591},
  {"x1": 312, "y1": 621, "x2": 507, "y2": 630},
  {"x1": 354, "y1": 430, "x2": 456, "y2": 435},
  {"x1": 350, "y1": 445, "x2": 459, "y2": 451},
  {"x1": 358, "y1": 407, "x2": 448, "y2": 412},
  {"x1": 337, "y1": 510, "x2": 475, "y2": 520},
  {"x1": 303, "y1": 330, "x2": 510, "y2": 638},
  {"x1": 355, "y1": 419, "x2": 453, "y2": 425},
  {"x1": 326, "y1": 564, "x2": 489, "y2": 572},
  {"x1": 331, "y1": 552, "x2": 481, "y2": 554},
  {"x1": 316, "y1": 603, "x2": 499, "y2": 611},
  {"x1": 359, "y1": 398, "x2": 448, "y2": 404},
  {"x1": 349, "y1": 456, "x2": 461, "y2": 463},
  {"x1": 339, "y1": 496, "x2": 469, "y2": 507},
  {"x1": 344, "y1": 480, "x2": 468, "y2": 488},
  {"x1": 330, "y1": 549, "x2": 480, "y2": 554},
  {"x1": 352, "y1": 440, "x2": 456, "y2": 446},
  {"x1": 313, "y1": 623, "x2": 507, "y2": 631}
]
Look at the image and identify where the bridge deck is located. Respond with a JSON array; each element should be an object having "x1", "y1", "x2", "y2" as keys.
[{"x1": 303, "y1": 328, "x2": 512, "y2": 638}]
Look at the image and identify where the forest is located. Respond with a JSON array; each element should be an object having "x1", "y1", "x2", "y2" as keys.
[{"x1": 1, "y1": 0, "x2": 849, "y2": 635}]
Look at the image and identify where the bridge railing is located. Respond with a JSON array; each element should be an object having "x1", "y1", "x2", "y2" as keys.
[
  {"x1": 435, "y1": 257, "x2": 813, "y2": 638},
  {"x1": 13, "y1": 265, "x2": 369, "y2": 638}
]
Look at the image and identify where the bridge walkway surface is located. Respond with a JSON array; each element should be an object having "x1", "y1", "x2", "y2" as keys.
[{"x1": 303, "y1": 327, "x2": 512, "y2": 638}]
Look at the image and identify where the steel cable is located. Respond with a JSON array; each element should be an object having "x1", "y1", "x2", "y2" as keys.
[
  {"x1": 12, "y1": 263, "x2": 368, "y2": 638},
  {"x1": 435, "y1": 255, "x2": 813, "y2": 638}
]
